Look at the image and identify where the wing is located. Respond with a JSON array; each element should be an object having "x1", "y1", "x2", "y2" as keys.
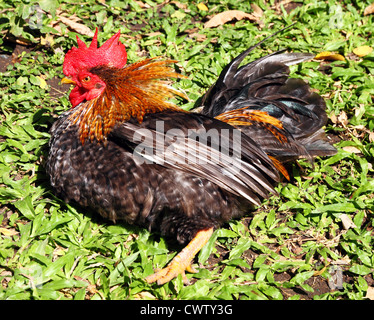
[{"x1": 111, "y1": 111, "x2": 280, "y2": 206}]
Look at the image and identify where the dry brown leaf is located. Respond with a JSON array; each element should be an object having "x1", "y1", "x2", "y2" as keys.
[
  {"x1": 170, "y1": 1, "x2": 188, "y2": 10},
  {"x1": 204, "y1": 10, "x2": 258, "y2": 28},
  {"x1": 49, "y1": 10, "x2": 95, "y2": 37},
  {"x1": 55, "y1": 9, "x2": 80, "y2": 22},
  {"x1": 364, "y1": 3, "x2": 374, "y2": 15},
  {"x1": 250, "y1": 3, "x2": 264, "y2": 28},
  {"x1": 353, "y1": 45, "x2": 373, "y2": 57},
  {"x1": 134, "y1": 291, "x2": 156, "y2": 299},
  {"x1": 365, "y1": 287, "x2": 374, "y2": 300},
  {"x1": 342, "y1": 146, "x2": 361, "y2": 154},
  {"x1": 271, "y1": 0, "x2": 293, "y2": 13},
  {"x1": 315, "y1": 51, "x2": 346, "y2": 61},
  {"x1": 331, "y1": 256, "x2": 351, "y2": 265},
  {"x1": 58, "y1": 16, "x2": 95, "y2": 37},
  {"x1": 0, "y1": 227, "x2": 19, "y2": 236},
  {"x1": 338, "y1": 110, "x2": 348, "y2": 127},
  {"x1": 340, "y1": 214, "x2": 357, "y2": 230},
  {"x1": 369, "y1": 132, "x2": 374, "y2": 143},
  {"x1": 251, "y1": 3, "x2": 264, "y2": 18},
  {"x1": 189, "y1": 33, "x2": 207, "y2": 42},
  {"x1": 135, "y1": 1, "x2": 151, "y2": 8},
  {"x1": 146, "y1": 32, "x2": 162, "y2": 37},
  {"x1": 330, "y1": 111, "x2": 337, "y2": 124}
]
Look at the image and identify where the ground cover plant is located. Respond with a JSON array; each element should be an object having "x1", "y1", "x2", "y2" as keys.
[{"x1": 0, "y1": 0, "x2": 373, "y2": 300}]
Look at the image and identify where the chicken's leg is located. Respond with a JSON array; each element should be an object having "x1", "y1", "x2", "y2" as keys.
[{"x1": 145, "y1": 227, "x2": 214, "y2": 285}]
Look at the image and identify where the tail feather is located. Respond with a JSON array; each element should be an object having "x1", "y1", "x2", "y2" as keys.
[
  {"x1": 200, "y1": 29, "x2": 337, "y2": 165},
  {"x1": 201, "y1": 50, "x2": 314, "y2": 118},
  {"x1": 299, "y1": 129, "x2": 337, "y2": 157}
]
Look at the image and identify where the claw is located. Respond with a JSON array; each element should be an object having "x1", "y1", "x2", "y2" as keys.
[
  {"x1": 145, "y1": 227, "x2": 214, "y2": 285},
  {"x1": 145, "y1": 262, "x2": 187, "y2": 285},
  {"x1": 186, "y1": 264, "x2": 198, "y2": 274}
]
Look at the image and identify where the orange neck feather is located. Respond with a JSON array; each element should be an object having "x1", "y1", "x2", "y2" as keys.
[{"x1": 68, "y1": 58, "x2": 188, "y2": 144}]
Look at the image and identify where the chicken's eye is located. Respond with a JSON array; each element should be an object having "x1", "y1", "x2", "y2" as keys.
[{"x1": 82, "y1": 76, "x2": 91, "y2": 82}]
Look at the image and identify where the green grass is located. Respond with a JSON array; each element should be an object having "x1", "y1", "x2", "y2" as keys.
[{"x1": 1, "y1": 0, "x2": 373, "y2": 300}]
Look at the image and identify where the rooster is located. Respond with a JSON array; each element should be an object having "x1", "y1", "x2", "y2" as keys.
[{"x1": 46, "y1": 28, "x2": 336, "y2": 285}]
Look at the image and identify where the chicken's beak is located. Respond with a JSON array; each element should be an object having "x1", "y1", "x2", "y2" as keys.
[{"x1": 61, "y1": 77, "x2": 76, "y2": 85}]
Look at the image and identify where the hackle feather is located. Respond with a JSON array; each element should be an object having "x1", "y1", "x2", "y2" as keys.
[{"x1": 68, "y1": 58, "x2": 188, "y2": 143}]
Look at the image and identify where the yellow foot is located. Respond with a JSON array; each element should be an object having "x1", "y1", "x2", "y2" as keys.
[
  {"x1": 145, "y1": 227, "x2": 214, "y2": 285},
  {"x1": 145, "y1": 261, "x2": 198, "y2": 285}
]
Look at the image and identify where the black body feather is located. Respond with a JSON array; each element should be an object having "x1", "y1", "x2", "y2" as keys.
[{"x1": 47, "y1": 111, "x2": 280, "y2": 243}]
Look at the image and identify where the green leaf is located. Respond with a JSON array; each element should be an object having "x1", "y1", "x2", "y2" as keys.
[
  {"x1": 14, "y1": 196, "x2": 35, "y2": 219},
  {"x1": 16, "y1": 76, "x2": 29, "y2": 86},
  {"x1": 38, "y1": 0, "x2": 59, "y2": 17},
  {"x1": 312, "y1": 202, "x2": 357, "y2": 213},
  {"x1": 225, "y1": 258, "x2": 251, "y2": 269},
  {"x1": 0, "y1": 187, "x2": 24, "y2": 201},
  {"x1": 228, "y1": 238, "x2": 251, "y2": 260},
  {"x1": 32, "y1": 215, "x2": 73, "y2": 236},
  {"x1": 216, "y1": 228, "x2": 238, "y2": 238},
  {"x1": 121, "y1": 252, "x2": 140, "y2": 266},
  {"x1": 253, "y1": 255, "x2": 267, "y2": 269},
  {"x1": 259, "y1": 284, "x2": 283, "y2": 300},
  {"x1": 265, "y1": 209, "x2": 276, "y2": 229},
  {"x1": 179, "y1": 280, "x2": 210, "y2": 299},
  {"x1": 270, "y1": 226, "x2": 294, "y2": 237},
  {"x1": 43, "y1": 252, "x2": 76, "y2": 280},
  {"x1": 42, "y1": 279, "x2": 87, "y2": 291},
  {"x1": 290, "y1": 270, "x2": 315, "y2": 286},
  {"x1": 349, "y1": 265, "x2": 372, "y2": 276},
  {"x1": 198, "y1": 230, "x2": 218, "y2": 264},
  {"x1": 256, "y1": 266, "x2": 270, "y2": 282}
]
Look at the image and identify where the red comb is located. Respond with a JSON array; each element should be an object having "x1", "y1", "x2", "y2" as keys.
[{"x1": 63, "y1": 28, "x2": 127, "y2": 77}]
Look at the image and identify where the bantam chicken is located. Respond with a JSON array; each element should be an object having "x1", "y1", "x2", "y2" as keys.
[{"x1": 46, "y1": 28, "x2": 336, "y2": 285}]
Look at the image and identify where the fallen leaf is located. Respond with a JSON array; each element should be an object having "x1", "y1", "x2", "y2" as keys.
[
  {"x1": 331, "y1": 256, "x2": 351, "y2": 265},
  {"x1": 197, "y1": 3, "x2": 208, "y2": 11},
  {"x1": 189, "y1": 33, "x2": 207, "y2": 42},
  {"x1": 330, "y1": 111, "x2": 337, "y2": 124},
  {"x1": 353, "y1": 45, "x2": 373, "y2": 57},
  {"x1": 342, "y1": 146, "x2": 361, "y2": 154},
  {"x1": 170, "y1": 1, "x2": 188, "y2": 10},
  {"x1": 146, "y1": 32, "x2": 162, "y2": 37},
  {"x1": 365, "y1": 287, "x2": 374, "y2": 300},
  {"x1": 134, "y1": 291, "x2": 156, "y2": 299},
  {"x1": 58, "y1": 16, "x2": 94, "y2": 37},
  {"x1": 0, "y1": 227, "x2": 19, "y2": 236},
  {"x1": 338, "y1": 111, "x2": 348, "y2": 127},
  {"x1": 364, "y1": 3, "x2": 374, "y2": 16},
  {"x1": 354, "y1": 104, "x2": 366, "y2": 118},
  {"x1": 40, "y1": 34, "x2": 55, "y2": 47},
  {"x1": 251, "y1": 3, "x2": 263, "y2": 18},
  {"x1": 340, "y1": 214, "x2": 357, "y2": 230},
  {"x1": 315, "y1": 51, "x2": 345, "y2": 61},
  {"x1": 135, "y1": 1, "x2": 151, "y2": 9},
  {"x1": 250, "y1": 3, "x2": 264, "y2": 28},
  {"x1": 37, "y1": 76, "x2": 48, "y2": 89},
  {"x1": 271, "y1": 0, "x2": 293, "y2": 13},
  {"x1": 369, "y1": 132, "x2": 374, "y2": 143},
  {"x1": 204, "y1": 10, "x2": 258, "y2": 28}
]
